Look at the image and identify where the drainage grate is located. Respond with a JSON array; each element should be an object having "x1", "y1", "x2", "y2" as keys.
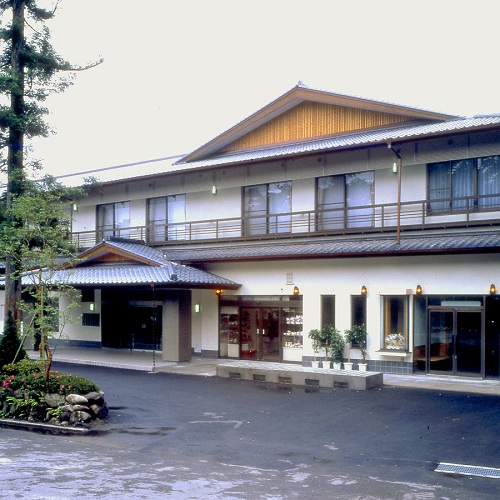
[
  {"x1": 229, "y1": 372, "x2": 241, "y2": 379},
  {"x1": 253, "y1": 374, "x2": 266, "y2": 382},
  {"x1": 278, "y1": 376, "x2": 292, "y2": 384},
  {"x1": 435, "y1": 462, "x2": 500, "y2": 479}
]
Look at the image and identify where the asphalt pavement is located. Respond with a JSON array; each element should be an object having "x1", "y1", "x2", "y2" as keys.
[
  {"x1": 29, "y1": 346, "x2": 500, "y2": 396},
  {"x1": 1, "y1": 361, "x2": 499, "y2": 499}
]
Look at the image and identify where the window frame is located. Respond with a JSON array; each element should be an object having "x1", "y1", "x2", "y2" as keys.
[
  {"x1": 351, "y1": 295, "x2": 367, "y2": 330},
  {"x1": 427, "y1": 155, "x2": 500, "y2": 214},
  {"x1": 381, "y1": 295, "x2": 409, "y2": 351},
  {"x1": 146, "y1": 194, "x2": 186, "y2": 242},
  {"x1": 316, "y1": 171, "x2": 375, "y2": 231},
  {"x1": 242, "y1": 181, "x2": 292, "y2": 236},
  {"x1": 96, "y1": 201, "x2": 131, "y2": 240}
]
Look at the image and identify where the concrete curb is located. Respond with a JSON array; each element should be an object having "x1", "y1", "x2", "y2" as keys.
[{"x1": 0, "y1": 418, "x2": 94, "y2": 435}]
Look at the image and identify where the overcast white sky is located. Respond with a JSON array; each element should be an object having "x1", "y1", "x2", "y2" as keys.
[{"x1": 18, "y1": 0, "x2": 500, "y2": 176}]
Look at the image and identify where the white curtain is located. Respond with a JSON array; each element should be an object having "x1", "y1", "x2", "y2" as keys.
[
  {"x1": 317, "y1": 176, "x2": 345, "y2": 229},
  {"x1": 167, "y1": 194, "x2": 186, "y2": 240},
  {"x1": 451, "y1": 160, "x2": 474, "y2": 210},
  {"x1": 345, "y1": 172, "x2": 374, "y2": 228},
  {"x1": 478, "y1": 155, "x2": 500, "y2": 209}
]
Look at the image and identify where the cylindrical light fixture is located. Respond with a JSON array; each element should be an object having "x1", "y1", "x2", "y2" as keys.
[
  {"x1": 293, "y1": 286, "x2": 300, "y2": 295},
  {"x1": 490, "y1": 284, "x2": 496, "y2": 295},
  {"x1": 416, "y1": 284, "x2": 423, "y2": 295},
  {"x1": 361, "y1": 285, "x2": 367, "y2": 295}
]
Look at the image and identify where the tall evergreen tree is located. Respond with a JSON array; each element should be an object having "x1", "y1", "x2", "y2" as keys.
[
  {"x1": 0, "y1": 310, "x2": 27, "y2": 368},
  {"x1": 0, "y1": 1, "x2": 101, "y2": 330}
]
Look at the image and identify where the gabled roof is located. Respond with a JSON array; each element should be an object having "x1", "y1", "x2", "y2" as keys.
[
  {"x1": 13, "y1": 238, "x2": 241, "y2": 289},
  {"x1": 176, "y1": 115, "x2": 500, "y2": 170},
  {"x1": 65, "y1": 238, "x2": 170, "y2": 268},
  {"x1": 178, "y1": 83, "x2": 459, "y2": 164}
]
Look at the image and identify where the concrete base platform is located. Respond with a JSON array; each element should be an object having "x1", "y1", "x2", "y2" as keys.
[{"x1": 217, "y1": 361, "x2": 383, "y2": 390}]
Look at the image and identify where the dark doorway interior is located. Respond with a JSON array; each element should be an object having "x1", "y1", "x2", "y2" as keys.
[{"x1": 101, "y1": 289, "x2": 162, "y2": 350}]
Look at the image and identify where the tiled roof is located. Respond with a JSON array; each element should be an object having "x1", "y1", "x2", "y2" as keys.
[
  {"x1": 53, "y1": 116, "x2": 500, "y2": 188},
  {"x1": 102, "y1": 238, "x2": 169, "y2": 266},
  {"x1": 18, "y1": 263, "x2": 240, "y2": 288},
  {"x1": 162, "y1": 230, "x2": 500, "y2": 263},
  {"x1": 175, "y1": 116, "x2": 500, "y2": 169}
]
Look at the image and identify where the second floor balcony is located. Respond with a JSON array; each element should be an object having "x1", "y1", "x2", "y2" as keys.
[{"x1": 71, "y1": 193, "x2": 500, "y2": 250}]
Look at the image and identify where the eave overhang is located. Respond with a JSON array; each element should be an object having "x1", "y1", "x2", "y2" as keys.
[{"x1": 162, "y1": 231, "x2": 500, "y2": 265}]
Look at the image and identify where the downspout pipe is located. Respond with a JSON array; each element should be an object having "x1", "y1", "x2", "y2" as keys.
[{"x1": 388, "y1": 143, "x2": 402, "y2": 245}]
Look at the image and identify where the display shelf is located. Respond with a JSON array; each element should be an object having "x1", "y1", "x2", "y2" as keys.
[{"x1": 282, "y1": 309, "x2": 303, "y2": 350}]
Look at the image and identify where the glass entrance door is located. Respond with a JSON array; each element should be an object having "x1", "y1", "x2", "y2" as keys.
[
  {"x1": 240, "y1": 308, "x2": 280, "y2": 361},
  {"x1": 456, "y1": 311, "x2": 482, "y2": 375},
  {"x1": 428, "y1": 309, "x2": 483, "y2": 375}
]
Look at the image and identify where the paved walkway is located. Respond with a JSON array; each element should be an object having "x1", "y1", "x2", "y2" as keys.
[{"x1": 30, "y1": 347, "x2": 500, "y2": 396}]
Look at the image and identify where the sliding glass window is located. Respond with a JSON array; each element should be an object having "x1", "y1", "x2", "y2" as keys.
[
  {"x1": 243, "y1": 182, "x2": 292, "y2": 236},
  {"x1": 428, "y1": 155, "x2": 500, "y2": 213},
  {"x1": 317, "y1": 172, "x2": 374, "y2": 230},
  {"x1": 97, "y1": 201, "x2": 130, "y2": 240},
  {"x1": 147, "y1": 195, "x2": 186, "y2": 242}
]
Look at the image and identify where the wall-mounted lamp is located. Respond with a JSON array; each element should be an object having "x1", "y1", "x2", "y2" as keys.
[
  {"x1": 361, "y1": 285, "x2": 367, "y2": 295},
  {"x1": 89, "y1": 303, "x2": 95, "y2": 311},
  {"x1": 211, "y1": 185, "x2": 217, "y2": 195},
  {"x1": 215, "y1": 289, "x2": 222, "y2": 296},
  {"x1": 392, "y1": 162, "x2": 398, "y2": 174},
  {"x1": 416, "y1": 284, "x2": 423, "y2": 295},
  {"x1": 293, "y1": 286, "x2": 300, "y2": 296},
  {"x1": 195, "y1": 303, "x2": 201, "y2": 313},
  {"x1": 490, "y1": 284, "x2": 496, "y2": 295}
]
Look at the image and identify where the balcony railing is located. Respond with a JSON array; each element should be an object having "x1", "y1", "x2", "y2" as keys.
[{"x1": 71, "y1": 193, "x2": 500, "y2": 249}]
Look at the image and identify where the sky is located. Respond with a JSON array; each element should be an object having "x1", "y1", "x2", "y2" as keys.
[{"x1": 11, "y1": 0, "x2": 500, "y2": 177}]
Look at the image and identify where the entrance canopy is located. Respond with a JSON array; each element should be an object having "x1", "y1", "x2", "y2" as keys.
[{"x1": 18, "y1": 238, "x2": 241, "y2": 290}]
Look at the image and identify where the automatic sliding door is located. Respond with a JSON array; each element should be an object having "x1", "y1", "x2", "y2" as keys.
[
  {"x1": 429, "y1": 310, "x2": 454, "y2": 373},
  {"x1": 428, "y1": 309, "x2": 483, "y2": 375},
  {"x1": 456, "y1": 312, "x2": 482, "y2": 375}
]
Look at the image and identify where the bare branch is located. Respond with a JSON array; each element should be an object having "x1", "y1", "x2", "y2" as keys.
[{"x1": 69, "y1": 57, "x2": 104, "y2": 72}]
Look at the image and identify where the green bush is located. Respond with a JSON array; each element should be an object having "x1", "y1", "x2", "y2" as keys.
[
  {"x1": 0, "y1": 359, "x2": 99, "y2": 396},
  {"x1": 0, "y1": 311, "x2": 28, "y2": 368}
]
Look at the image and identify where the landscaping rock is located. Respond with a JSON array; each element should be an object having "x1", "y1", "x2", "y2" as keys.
[
  {"x1": 70, "y1": 410, "x2": 92, "y2": 423},
  {"x1": 84, "y1": 391, "x2": 104, "y2": 403},
  {"x1": 45, "y1": 393, "x2": 65, "y2": 407},
  {"x1": 66, "y1": 394, "x2": 89, "y2": 404}
]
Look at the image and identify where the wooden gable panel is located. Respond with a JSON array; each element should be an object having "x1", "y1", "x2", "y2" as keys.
[
  {"x1": 222, "y1": 102, "x2": 412, "y2": 152},
  {"x1": 93, "y1": 253, "x2": 132, "y2": 263}
]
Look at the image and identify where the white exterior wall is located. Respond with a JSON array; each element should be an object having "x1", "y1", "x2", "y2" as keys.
[
  {"x1": 62, "y1": 289, "x2": 102, "y2": 344},
  {"x1": 73, "y1": 132, "x2": 500, "y2": 238},
  {"x1": 203, "y1": 253, "x2": 499, "y2": 362}
]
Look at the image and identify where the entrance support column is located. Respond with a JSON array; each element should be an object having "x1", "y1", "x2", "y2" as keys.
[{"x1": 162, "y1": 291, "x2": 192, "y2": 362}]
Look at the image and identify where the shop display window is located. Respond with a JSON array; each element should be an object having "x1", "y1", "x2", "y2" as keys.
[{"x1": 382, "y1": 296, "x2": 408, "y2": 350}]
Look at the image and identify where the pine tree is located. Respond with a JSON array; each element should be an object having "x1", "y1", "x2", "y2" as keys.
[
  {"x1": 0, "y1": 310, "x2": 27, "y2": 369},
  {"x1": 0, "y1": 2, "x2": 102, "y2": 331}
]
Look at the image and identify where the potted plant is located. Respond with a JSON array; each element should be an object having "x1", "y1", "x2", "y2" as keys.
[
  {"x1": 323, "y1": 324, "x2": 345, "y2": 369},
  {"x1": 307, "y1": 328, "x2": 323, "y2": 368},
  {"x1": 344, "y1": 324, "x2": 368, "y2": 371}
]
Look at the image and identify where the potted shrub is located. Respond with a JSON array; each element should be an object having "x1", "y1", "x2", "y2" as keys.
[
  {"x1": 344, "y1": 324, "x2": 368, "y2": 371},
  {"x1": 324, "y1": 325, "x2": 345, "y2": 370},
  {"x1": 307, "y1": 328, "x2": 323, "y2": 368}
]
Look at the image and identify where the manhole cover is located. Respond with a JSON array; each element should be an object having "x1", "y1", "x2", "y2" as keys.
[{"x1": 435, "y1": 462, "x2": 500, "y2": 479}]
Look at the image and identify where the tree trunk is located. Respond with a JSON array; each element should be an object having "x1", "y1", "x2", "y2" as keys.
[{"x1": 5, "y1": 0, "x2": 26, "y2": 328}]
